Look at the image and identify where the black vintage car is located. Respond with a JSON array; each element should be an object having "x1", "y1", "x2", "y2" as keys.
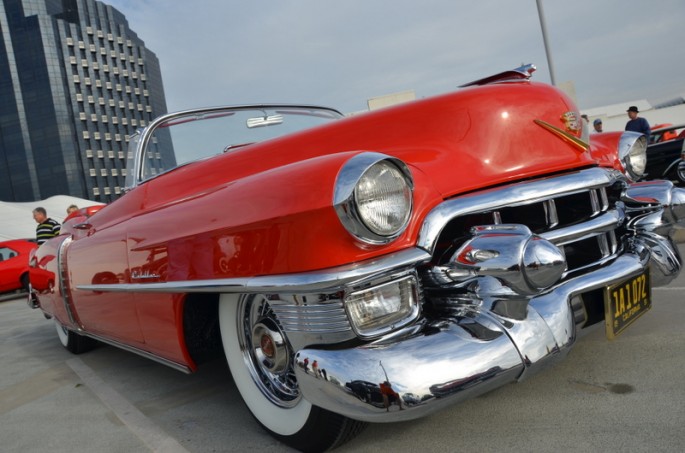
[{"x1": 643, "y1": 123, "x2": 685, "y2": 184}]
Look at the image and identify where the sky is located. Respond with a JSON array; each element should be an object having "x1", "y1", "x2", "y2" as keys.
[{"x1": 105, "y1": 0, "x2": 685, "y2": 115}]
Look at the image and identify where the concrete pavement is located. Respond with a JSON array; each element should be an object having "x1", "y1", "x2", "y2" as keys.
[{"x1": 1, "y1": 267, "x2": 684, "y2": 452}]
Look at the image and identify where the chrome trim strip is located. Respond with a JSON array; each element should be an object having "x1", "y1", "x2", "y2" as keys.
[
  {"x1": 540, "y1": 208, "x2": 624, "y2": 244},
  {"x1": 80, "y1": 331, "x2": 192, "y2": 374},
  {"x1": 76, "y1": 248, "x2": 431, "y2": 294},
  {"x1": 57, "y1": 236, "x2": 79, "y2": 327},
  {"x1": 417, "y1": 167, "x2": 620, "y2": 254}
]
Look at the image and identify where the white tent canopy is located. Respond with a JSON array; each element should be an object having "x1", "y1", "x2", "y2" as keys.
[{"x1": 0, "y1": 195, "x2": 102, "y2": 241}]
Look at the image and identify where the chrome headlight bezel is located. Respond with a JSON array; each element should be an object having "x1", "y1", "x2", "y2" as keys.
[
  {"x1": 618, "y1": 131, "x2": 648, "y2": 180},
  {"x1": 334, "y1": 152, "x2": 414, "y2": 244}
]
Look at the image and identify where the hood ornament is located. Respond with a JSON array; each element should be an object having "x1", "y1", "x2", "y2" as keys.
[
  {"x1": 534, "y1": 118, "x2": 589, "y2": 153},
  {"x1": 560, "y1": 111, "x2": 581, "y2": 132}
]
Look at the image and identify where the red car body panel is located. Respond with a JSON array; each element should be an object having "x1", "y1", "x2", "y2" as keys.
[{"x1": 31, "y1": 80, "x2": 616, "y2": 370}]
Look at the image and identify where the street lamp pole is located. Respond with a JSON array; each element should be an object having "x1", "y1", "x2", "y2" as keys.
[{"x1": 535, "y1": 0, "x2": 557, "y2": 86}]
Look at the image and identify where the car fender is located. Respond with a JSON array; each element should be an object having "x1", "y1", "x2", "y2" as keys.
[{"x1": 125, "y1": 151, "x2": 443, "y2": 281}]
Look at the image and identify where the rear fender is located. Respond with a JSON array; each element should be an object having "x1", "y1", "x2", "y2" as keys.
[{"x1": 31, "y1": 236, "x2": 70, "y2": 326}]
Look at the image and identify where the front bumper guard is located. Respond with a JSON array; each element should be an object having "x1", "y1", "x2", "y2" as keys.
[
  {"x1": 295, "y1": 246, "x2": 650, "y2": 422},
  {"x1": 295, "y1": 182, "x2": 685, "y2": 423}
]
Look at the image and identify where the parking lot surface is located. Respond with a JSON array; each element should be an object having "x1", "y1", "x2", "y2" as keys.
[{"x1": 1, "y1": 264, "x2": 684, "y2": 452}]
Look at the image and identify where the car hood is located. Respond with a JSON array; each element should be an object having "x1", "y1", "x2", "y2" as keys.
[{"x1": 204, "y1": 81, "x2": 594, "y2": 199}]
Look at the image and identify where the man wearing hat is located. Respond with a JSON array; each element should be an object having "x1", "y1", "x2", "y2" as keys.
[
  {"x1": 625, "y1": 106, "x2": 650, "y2": 138},
  {"x1": 593, "y1": 118, "x2": 603, "y2": 133}
]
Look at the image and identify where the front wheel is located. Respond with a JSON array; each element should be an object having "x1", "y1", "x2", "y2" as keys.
[
  {"x1": 55, "y1": 320, "x2": 96, "y2": 354},
  {"x1": 219, "y1": 294, "x2": 366, "y2": 452}
]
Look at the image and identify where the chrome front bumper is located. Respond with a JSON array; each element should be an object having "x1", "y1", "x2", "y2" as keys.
[{"x1": 295, "y1": 180, "x2": 685, "y2": 423}]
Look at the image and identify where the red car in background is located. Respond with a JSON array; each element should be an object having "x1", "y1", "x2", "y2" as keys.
[{"x1": 0, "y1": 239, "x2": 36, "y2": 294}]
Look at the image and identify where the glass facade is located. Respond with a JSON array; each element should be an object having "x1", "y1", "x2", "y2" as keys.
[{"x1": 0, "y1": 0, "x2": 170, "y2": 202}]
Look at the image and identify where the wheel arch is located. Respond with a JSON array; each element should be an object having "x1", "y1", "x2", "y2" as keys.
[{"x1": 181, "y1": 292, "x2": 224, "y2": 366}]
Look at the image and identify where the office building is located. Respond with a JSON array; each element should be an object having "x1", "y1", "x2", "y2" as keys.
[{"x1": 0, "y1": 0, "x2": 171, "y2": 202}]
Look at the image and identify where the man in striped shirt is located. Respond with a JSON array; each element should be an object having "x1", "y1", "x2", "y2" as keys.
[{"x1": 32, "y1": 207, "x2": 61, "y2": 245}]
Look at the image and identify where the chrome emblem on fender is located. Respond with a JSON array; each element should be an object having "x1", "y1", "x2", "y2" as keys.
[
  {"x1": 131, "y1": 270, "x2": 161, "y2": 280},
  {"x1": 561, "y1": 112, "x2": 580, "y2": 132}
]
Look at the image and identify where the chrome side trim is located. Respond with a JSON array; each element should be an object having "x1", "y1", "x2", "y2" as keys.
[
  {"x1": 56, "y1": 236, "x2": 80, "y2": 327},
  {"x1": 540, "y1": 208, "x2": 624, "y2": 244},
  {"x1": 79, "y1": 331, "x2": 192, "y2": 374},
  {"x1": 417, "y1": 167, "x2": 620, "y2": 254},
  {"x1": 76, "y1": 248, "x2": 431, "y2": 294}
]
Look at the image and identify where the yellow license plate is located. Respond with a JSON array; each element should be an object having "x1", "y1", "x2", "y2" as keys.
[{"x1": 604, "y1": 269, "x2": 651, "y2": 339}]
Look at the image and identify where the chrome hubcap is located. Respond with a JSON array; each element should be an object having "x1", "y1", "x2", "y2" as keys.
[
  {"x1": 239, "y1": 295, "x2": 300, "y2": 407},
  {"x1": 251, "y1": 318, "x2": 289, "y2": 374}
]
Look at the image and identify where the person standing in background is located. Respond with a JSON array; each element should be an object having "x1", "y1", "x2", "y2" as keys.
[
  {"x1": 625, "y1": 106, "x2": 650, "y2": 138},
  {"x1": 33, "y1": 207, "x2": 61, "y2": 245}
]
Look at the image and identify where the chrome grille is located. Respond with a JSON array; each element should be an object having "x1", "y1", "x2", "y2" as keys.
[
  {"x1": 419, "y1": 168, "x2": 626, "y2": 278},
  {"x1": 269, "y1": 295, "x2": 352, "y2": 334}
]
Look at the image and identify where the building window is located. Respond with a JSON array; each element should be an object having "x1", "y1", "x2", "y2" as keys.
[
  {"x1": 83, "y1": 131, "x2": 90, "y2": 139},
  {"x1": 93, "y1": 187, "x2": 100, "y2": 195},
  {"x1": 89, "y1": 169, "x2": 97, "y2": 176},
  {"x1": 100, "y1": 169, "x2": 107, "y2": 176}
]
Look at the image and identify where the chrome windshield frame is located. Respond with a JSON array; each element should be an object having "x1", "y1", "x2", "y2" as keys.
[{"x1": 124, "y1": 104, "x2": 343, "y2": 192}]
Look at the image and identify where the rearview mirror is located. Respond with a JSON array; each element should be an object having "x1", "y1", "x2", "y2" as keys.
[{"x1": 246, "y1": 114, "x2": 283, "y2": 128}]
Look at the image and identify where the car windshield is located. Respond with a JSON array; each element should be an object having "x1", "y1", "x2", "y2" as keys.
[{"x1": 126, "y1": 106, "x2": 343, "y2": 186}]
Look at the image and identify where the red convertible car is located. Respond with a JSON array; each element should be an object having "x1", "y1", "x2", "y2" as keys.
[
  {"x1": 0, "y1": 239, "x2": 36, "y2": 294},
  {"x1": 29, "y1": 65, "x2": 685, "y2": 452}
]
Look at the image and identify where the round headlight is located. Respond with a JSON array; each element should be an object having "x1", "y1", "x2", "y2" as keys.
[
  {"x1": 618, "y1": 132, "x2": 647, "y2": 180},
  {"x1": 334, "y1": 153, "x2": 413, "y2": 244},
  {"x1": 355, "y1": 161, "x2": 412, "y2": 236}
]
